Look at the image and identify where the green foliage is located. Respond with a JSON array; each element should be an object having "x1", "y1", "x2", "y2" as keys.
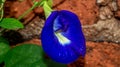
[
  {"x1": 4, "y1": 44, "x2": 66, "y2": 67},
  {"x1": 0, "y1": 0, "x2": 5, "y2": 3},
  {"x1": 0, "y1": 18, "x2": 24, "y2": 30},
  {"x1": 0, "y1": 0, "x2": 2, "y2": 3},
  {"x1": 4, "y1": 44, "x2": 45, "y2": 67},
  {"x1": 44, "y1": 59, "x2": 67, "y2": 67},
  {"x1": 0, "y1": 37, "x2": 10, "y2": 63}
]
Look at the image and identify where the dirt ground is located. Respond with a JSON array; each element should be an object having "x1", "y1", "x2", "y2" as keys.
[{"x1": 3, "y1": 0, "x2": 120, "y2": 67}]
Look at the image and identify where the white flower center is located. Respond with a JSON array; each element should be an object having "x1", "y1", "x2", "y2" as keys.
[{"x1": 55, "y1": 32, "x2": 71, "y2": 46}]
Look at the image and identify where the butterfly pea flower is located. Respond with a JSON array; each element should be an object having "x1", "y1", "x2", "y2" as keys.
[{"x1": 41, "y1": 10, "x2": 86, "y2": 64}]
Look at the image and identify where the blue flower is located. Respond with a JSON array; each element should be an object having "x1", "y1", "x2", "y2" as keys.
[{"x1": 41, "y1": 10, "x2": 86, "y2": 64}]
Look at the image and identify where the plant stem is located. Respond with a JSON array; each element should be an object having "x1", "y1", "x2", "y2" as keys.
[
  {"x1": 17, "y1": 2, "x2": 41, "y2": 20},
  {"x1": 17, "y1": 0, "x2": 53, "y2": 20},
  {"x1": 0, "y1": 0, "x2": 6, "y2": 21},
  {"x1": 0, "y1": 9, "x2": 3, "y2": 21}
]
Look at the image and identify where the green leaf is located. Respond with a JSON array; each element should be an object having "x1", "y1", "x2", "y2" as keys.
[
  {"x1": 0, "y1": 18, "x2": 24, "y2": 30},
  {"x1": 0, "y1": 0, "x2": 5, "y2": 3},
  {"x1": 0, "y1": 0, "x2": 3, "y2": 5},
  {"x1": 0, "y1": 37, "x2": 10, "y2": 63},
  {"x1": 4, "y1": 44, "x2": 67, "y2": 67},
  {"x1": 4, "y1": 44, "x2": 45, "y2": 67},
  {"x1": 44, "y1": 59, "x2": 67, "y2": 67}
]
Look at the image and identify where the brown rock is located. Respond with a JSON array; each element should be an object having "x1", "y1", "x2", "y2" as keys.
[
  {"x1": 115, "y1": 0, "x2": 120, "y2": 18},
  {"x1": 96, "y1": 0, "x2": 113, "y2": 5},
  {"x1": 117, "y1": 0, "x2": 120, "y2": 9},
  {"x1": 115, "y1": 11, "x2": 120, "y2": 18},
  {"x1": 99, "y1": 6, "x2": 113, "y2": 20},
  {"x1": 53, "y1": 0, "x2": 99, "y2": 25},
  {"x1": 18, "y1": 16, "x2": 45, "y2": 40},
  {"x1": 83, "y1": 18, "x2": 120, "y2": 43},
  {"x1": 108, "y1": 1, "x2": 118, "y2": 11}
]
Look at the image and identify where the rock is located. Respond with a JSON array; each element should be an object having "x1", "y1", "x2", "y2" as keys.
[
  {"x1": 99, "y1": 6, "x2": 113, "y2": 20},
  {"x1": 97, "y1": 0, "x2": 118, "y2": 20},
  {"x1": 96, "y1": 0, "x2": 112, "y2": 5},
  {"x1": 18, "y1": 16, "x2": 45, "y2": 40},
  {"x1": 108, "y1": 1, "x2": 118, "y2": 11},
  {"x1": 83, "y1": 18, "x2": 120, "y2": 44},
  {"x1": 115, "y1": 11, "x2": 120, "y2": 18},
  {"x1": 117, "y1": 0, "x2": 120, "y2": 9},
  {"x1": 115, "y1": 0, "x2": 120, "y2": 18}
]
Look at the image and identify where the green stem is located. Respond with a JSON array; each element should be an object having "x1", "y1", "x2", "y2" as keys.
[
  {"x1": 17, "y1": 2, "x2": 40, "y2": 20},
  {"x1": 0, "y1": 9, "x2": 3, "y2": 21},
  {"x1": 0, "y1": 0, "x2": 6, "y2": 21},
  {"x1": 17, "y1": 0, "x2": 53, "y2": 20}
]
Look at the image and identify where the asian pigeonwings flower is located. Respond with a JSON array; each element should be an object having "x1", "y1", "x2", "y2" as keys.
[{"x1": 41, "y1": 10, "x2": 86, "y2": 64}]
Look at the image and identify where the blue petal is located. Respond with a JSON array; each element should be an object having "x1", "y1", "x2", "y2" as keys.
[{"x1": 41, "y1": 10, "x2": 86, "y2": 64}]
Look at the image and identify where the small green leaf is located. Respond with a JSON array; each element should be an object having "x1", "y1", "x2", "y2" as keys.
[
  {"x1": 0, "y1": 18, "x2": 24, "y2": 30},
  {"x1": 0, "y1": 37, "x2": 10, "y2": 63},
  {"x1": 4, "y1": 44, "x2": 45, "y2": 67}
]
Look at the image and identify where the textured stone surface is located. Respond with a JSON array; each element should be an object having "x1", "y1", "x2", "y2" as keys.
[
  {"x1": 18, "y1": 16, "x2": 44, "y2": 40},
  {"x1": 97, "y1": 0, "x2": 118, "y2": 20},
  {"x1": 99, "y1": 6, "x2": 113, "y2": 20},
  {"x1": 96, "y1": 0, "x2": 112, "y2": 5},
  {"x1": 115, "y1": 11, "x2": 120, "y2": 18},
  {"x1": 117, "y1": 0, "x2": 120, "y2": 9},
  {"x1": 83, "y1": 18, "x2": 120, "y2": 44},
  {"x1": 82, "y1": 0, "x2": 120, "y2": 44},
  {"x1": 115, "y1": 0, "x2": 120, "y2": 18}
]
